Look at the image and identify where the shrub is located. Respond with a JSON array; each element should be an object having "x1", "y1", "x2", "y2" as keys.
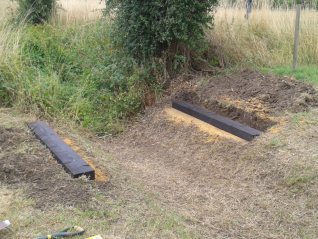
[
  {"x1": 105, "y1": 0, "x2": 218, "y2": 62},
  {"x1": 15, "y1": 0, "x2": 56, "y2": 24}
]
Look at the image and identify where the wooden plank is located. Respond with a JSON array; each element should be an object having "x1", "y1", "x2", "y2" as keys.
[
  {"x1": 28, "y1": 121, "x2": 95, "y2": 179},
  {"x1": 172, "y1": 100, "x2": 261, "y2": 141}
]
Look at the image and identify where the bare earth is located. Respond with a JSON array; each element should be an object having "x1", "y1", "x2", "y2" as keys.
[{"x1": 1, "y1": 71, "x2": 318, "y2": 238}]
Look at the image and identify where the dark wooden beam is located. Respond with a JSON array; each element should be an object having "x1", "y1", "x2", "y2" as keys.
[
  {"x1": 28, "y1": 121, "x2": 95, "y2": 179},
  {"x1": 172, "y1": 100, "x2": 261, "y2": 141}
]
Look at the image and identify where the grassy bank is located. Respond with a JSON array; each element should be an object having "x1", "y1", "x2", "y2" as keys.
[{"x1": 0, "y1": 18, "x2": 155, "y2": 134}]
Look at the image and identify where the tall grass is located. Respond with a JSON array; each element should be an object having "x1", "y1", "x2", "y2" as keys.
[
  {"x1": 53, "y1": 0, "x2": 105, "y2": 25},
  {"x1": 0, "y1": 0, "x2": 104, "y2": 24},
  {"x1": 51, "y1": 0, "x2": 318, "y2": 67},
  {"x1": 210, "y1": 4, "x2": 318, "y2": 67},
  {"x1": 0, "y1": 0, "x2": 15, "y2": 20},
  {"x1": 0, "y1": 1, "x2": 151, "y2": 134}
]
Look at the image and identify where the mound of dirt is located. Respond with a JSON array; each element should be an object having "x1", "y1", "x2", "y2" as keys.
[
  {"x1": 173, "y1": 70, "x2": 318, "y2": 131},
  {"x1": 0, "y1": 127, "x2": 102, "y2": 209}
]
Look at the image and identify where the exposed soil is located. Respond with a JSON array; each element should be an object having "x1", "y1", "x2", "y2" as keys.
[
  {"x1": 0, "y1": 126, "x2": 105, "y2": 209},
  {"x1": 173, "y1": 70, "x2": 318, "y2": 131}
]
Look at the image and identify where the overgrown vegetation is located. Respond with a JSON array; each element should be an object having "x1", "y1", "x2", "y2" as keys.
[
  {"x1": 1, "y1": 0, "x2": 222, "y2": 134},
  {"x1": 0, "y1": 22, "x2": 152, "y2": 134},
  {"x1": 15, "y1": 0, "x2": 56, "y2": 24}
]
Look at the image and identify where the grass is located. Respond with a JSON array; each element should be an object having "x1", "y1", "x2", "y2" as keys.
[
  {"x1": 263, "y1": 66, "x2": 318, "y2": 85},
  {"x1": 209, "y1": 5, "x2": 318, "y2": 67},
  {"x1": 0, "y1": 109, "x2": 196, "y2": 238},
  {"x1": 1, "y1": 0, "x2": 317, "y2": 134},
  {"x1": 1, "y1": 1, "x2": 318, "y2": 238},
  {"x1": 0, "y1": 184, "x2": 195, "y2": 238},
  {"x1": 2, "y1": 102, "x2": 318, "y2": 238},
  {"x1": 53, "y1": 0, "x2": 105, "y2": 25},
  {"x1": 0, "y1": 0, "x2": 162, "y2": 135},
  {"x1": 0, "y1": 18, "x2": 155, "y2": 134}
]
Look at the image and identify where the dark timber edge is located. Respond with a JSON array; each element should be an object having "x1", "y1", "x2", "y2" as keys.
[
  {"x1": 28, "y1": 121, "x2": 95, "y2": 179},
  {"x1": 172, "y1": 100, "x2": 261, "y2": 141}
]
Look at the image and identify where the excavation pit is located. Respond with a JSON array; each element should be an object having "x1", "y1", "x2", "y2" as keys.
[
  {"x1": 172, "y1": 100, "x2": 261, "y2": 141},
  {"x1": 173, "y1": 70, "x2": 318, "y2": 134}
]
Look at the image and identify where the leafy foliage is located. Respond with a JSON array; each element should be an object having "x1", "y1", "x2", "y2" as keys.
[
  {"x1": 15, "y1": 0, "x2": 56, "y2": 24},
  {"x1": 105, "y1": 0, "x2": 218, "y2": 61}
]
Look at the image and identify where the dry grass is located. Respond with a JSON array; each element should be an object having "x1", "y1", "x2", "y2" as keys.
[
  {"x1": 1, "y1": 0, "x2": 317, "y2": 67},
  {"x1": 0, "y1": 108, "x2": 195, "y2": 238},
  {"x1": 0, "y1": 0, "x2": 104, "y2": 24},
  {"x1": 0, "y1": 0, "x2": 15, "y2": 20},
  {"x1": 1, "y1": 104, "x2": 318, "y2": 238},
  {"x1": 0, "y1": 20, "x2": 23, "y2": 69},
  {"x1": 210, "y1": 5, "x2": 318, "y2": 66},
  {"x1": 54, "y1": 0, "x2": 105, "y2": 25}
]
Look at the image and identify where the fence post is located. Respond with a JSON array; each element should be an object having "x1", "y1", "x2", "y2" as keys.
[{"x1": 293, "y1": 4, "x2": 301, "y2": 70}]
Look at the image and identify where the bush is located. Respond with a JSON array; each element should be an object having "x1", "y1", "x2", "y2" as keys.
[
  {"x1": 15, "y1": 0, "x2": 56, "y2": 24},
  {"x1": 105, "y1": 0, "x2": 218, "y2": 62}
]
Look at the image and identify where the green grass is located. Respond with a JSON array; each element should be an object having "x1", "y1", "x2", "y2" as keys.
[
  {"x1": 263, "y1": 66, "x2": 318, "y2": 86},
  {"x1": 0, "y1": 22, "x2": 159, "y2": 134}
]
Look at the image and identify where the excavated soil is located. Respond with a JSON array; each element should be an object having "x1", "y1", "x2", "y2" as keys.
[
  {"x1": 0, "y1": 126, "x2": 105, "y2": 209},
  {"x1": 173, "y1": 70, "x2": 318, "y2": 131}
]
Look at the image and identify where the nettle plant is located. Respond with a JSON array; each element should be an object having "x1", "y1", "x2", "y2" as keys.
[
  {"x1": 15, "y1": 0, "x2": 56, "y2": 24},
  {"x1": 105, "y1": 0, "x2": 218, "y2": 62}
]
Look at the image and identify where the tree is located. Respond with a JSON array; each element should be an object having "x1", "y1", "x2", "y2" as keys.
[{"x1": 105, "y1": 0, "x2": 218, "y2": 62}]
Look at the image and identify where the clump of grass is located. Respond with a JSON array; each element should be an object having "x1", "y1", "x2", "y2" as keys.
[{"x1": 209, "y1": 5, "x2": 318, "y2": 67}]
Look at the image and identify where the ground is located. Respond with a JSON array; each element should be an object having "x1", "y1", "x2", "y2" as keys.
[{"x1": 1, "y1": 71, "x2": 318, "y2": 238}]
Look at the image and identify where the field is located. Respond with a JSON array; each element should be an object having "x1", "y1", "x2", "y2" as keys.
[{"x1": 1, "y1": 1, "x2": 318, "y2": 238}]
